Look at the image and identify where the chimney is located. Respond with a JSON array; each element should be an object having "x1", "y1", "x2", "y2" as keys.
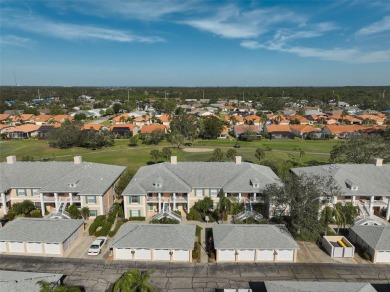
[
  {"x1": 235, "y1": 156, "x2": 242, "y2": 164},
  {"x1": 373, "y1": 158, "x2": 383, "y2": 167},
  {"x1": 6, "y1": 156, "x2": 16, "y2": 164},
  {"x1": 74, "y1": 156, "x2": 83, "y2": 164},
  {"x1": 171, "y1": 156, "x2": 177, "y2": 164}
]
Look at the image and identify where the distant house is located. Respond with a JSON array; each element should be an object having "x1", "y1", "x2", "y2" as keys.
[
  {"x1": 0, "y1": 124, "x2": 14, "y2": 134},
  {"x1": 232, "y1": 124, "x2": 261, "y2": 140},
  {"x1": 244, "y1": 115, "x2": 262, "y2": 126},
  {"x1": 6, "y1": 124, "x2": 41, "y2": 139},
  {"x1": 289, "y1": 125, "x2": 321, "y2": 138},
  {"x1": 357, "y1": 114, "x2": 385, "y2": 125},
  {"x1": 321, "y1": 125, "x2": 363, "y2": 138},
  {"x1": 0, "y1": 218, "x2": 84, "y2": 256},
  {"x1": 110, "y1": 124, "x2": 139, "y2": 137},
  {"x1": 31, "y1": 114, "x2": 53, "y2": 125},
  {"x1": 218, "y1": 125, "x2": 229, "y2": 139},
  {"x1": 225, "y1": 115, "x2": 244, "y2": 125},
  {"x1": 11, "y1": 114, "x2": 34, "y2": 125},
  {"x1": 112, "y1": 114, "x2": 133, "y2": 124},
  {"x1": 349, "y1": 226, "x2": 390, "y2": 263},
  {"x1": 213, "y1": 225, "x2": 299, "y2": 262},
  {"x1": 111, "y1": 223, "x2": 196, "y2": 262},
  {"x1": 157, "y1": 114, "x2": 172, "y2": 127},
  {"x1": 140, "y1": 123, "x2": 167, "y2": 134},
  {"x1": 0, "y1": 114, "x2": 11, "y2": 124},
  {"x1": 37, "y1": 124, "x2": 60, "y2": 139},
  {"x1": 264, "y1": 125, "x2": 294, "y2": 139},
  {"x1": 52, "y1": 115, "x2": 73, "y2": 123},
  {"x1": 81, "y1": 123, "x2": 108, "y2": 132},
  {"x1": 288, "y1": 115, "x2": 312, "y2": 125}
]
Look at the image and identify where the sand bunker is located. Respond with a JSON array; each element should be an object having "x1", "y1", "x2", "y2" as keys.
[{"x1": 182, "y1": 147, "x2": 214, "y2": 152}]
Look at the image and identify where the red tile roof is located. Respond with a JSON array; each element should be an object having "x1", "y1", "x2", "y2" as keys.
[
  {"x1": 140, "y1": 124, "x2": 167, "y2": 134},
  {"x1": 266, "y1": 124, "x2": 292, "y2": 133}
]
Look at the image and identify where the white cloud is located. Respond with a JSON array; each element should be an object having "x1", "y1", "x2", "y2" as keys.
[
  {"x1": 1, "y1": 11, "x2": 164, "y2": 44},
  {"x1": 0, "y1": 35, "x2": 32, "y2": 47},
  {"x1": 182, "y1": 4, "x2": 305, "y2": 39},
  {"x1": 356, "y1": 16, "x2": 390, "y2": 36}
]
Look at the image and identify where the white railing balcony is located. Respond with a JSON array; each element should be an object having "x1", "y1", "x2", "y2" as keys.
[
  {"x1": 43, "y1": 195, "x2": 56, "y2": 202},
  {"x1": 71, "y1": 195, "x2": 81, "y2": 202},
  {"x1": 5, "y1": 195, "x2": 11, "y2": 202},
  {"x1": 175, "y1": 196, "x2": 187, "y2": 203},
  {"x1": 147, "y1": 196, "x2": 159, "y2": 202}
]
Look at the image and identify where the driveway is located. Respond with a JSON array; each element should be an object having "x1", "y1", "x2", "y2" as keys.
[
  {"x1": 65, "y1": 232, "x2": 112, "y2": 260},
  {"x1": 297, "y1": 241, "x2": 367, "y2": 264}
]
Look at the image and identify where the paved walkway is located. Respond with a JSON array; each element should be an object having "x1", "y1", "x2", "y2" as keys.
[{"x1": 1, "y1": 255, "x2": 390, "y2": 292}]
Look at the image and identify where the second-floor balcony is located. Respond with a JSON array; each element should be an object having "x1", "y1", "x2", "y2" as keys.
[
  {"x1": 42, "y1": 194, "x2": 81, "y2": 202},
  {"x1": 146, "y1": 194, "x2": 188, "y2": 203}
]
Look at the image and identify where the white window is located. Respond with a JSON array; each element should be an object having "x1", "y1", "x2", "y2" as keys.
[
  {"x1": 17, "y1": 189, "x2": 26, "y2": 196},
  {"x1": 130, "y1": 196, "x2": 140, "y2": 204},
  {"x1": 86, "y1": 196, "x2": 97, "y2": 204},
  {"x1": 32, "y1": 189, "x2": 40, "y2": 196},
  {"x1": 210, "y1": 189, "x2": 219, "y2": 196},
  {"x1": 195, "y1": 189, "x2": 203, "y2": 196}
]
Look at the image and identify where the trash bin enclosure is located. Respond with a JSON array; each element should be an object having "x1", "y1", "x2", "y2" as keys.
[{"x1": 322, "y1": 236, "x2": 355, "y2": 258}]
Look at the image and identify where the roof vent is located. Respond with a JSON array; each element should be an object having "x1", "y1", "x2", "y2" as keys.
[
  {"x1": 251, "y1": 177, "x2": 260, "y2": 188},
  {"x1": 6, "y1": 156, "x2": 16, "y2": 164},
  {"x1": 373, "y1": 158, "x2": 383, "y2": 167},
  {"x1": 154, "y1": 177, "x2": 163, "y2": 188},
  {"x1": 345, "y1": 179, "x2": 358, "y2": 191}
]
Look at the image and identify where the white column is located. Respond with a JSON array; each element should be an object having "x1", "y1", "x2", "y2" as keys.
[
  {"x1": 352, "y1": 196, "x2": 355, "y2": 204},
  {"x1": 100, "y1": 196, "x2": 104, "y2": 215},
  {"x1": 158, "y1": 193, "x2": 161, "y2": 212},
  {"x1": 40, "y1": 193, "x2": 45, "y2": 216},
  {"x1": 1, "y1": 192, "x2": 7, "y2": 215},
  {"x1": 386, "y1": 199, "x2": 390, "y2": 221},
  {"x1": 238, "y1": 193, "x2": 241, "y2": 203},
  {"x1": 173, "y1": 193, "x2": 176, "y2": 210},
  {"x1": 69, "y1": 192, "x2": 73, "y2": 205},
  {"x1": 332, "y1": 195, "x2": 337, "y2": 204},
  {"x1": 123, "y1": 195, "x2": 127, "y2": 219},
  {"x1": 253, "y1": 193, "x2": 257, "y2": 202},
  {"x1": 187, "y1": 192, "x2": 190, "y2": 211},
  {"x1": 369, "y1": 196, "x2": 374, "y2": 216},
  {"x1": 54, "y1": 193, "x2": 58, "y2": 210}
]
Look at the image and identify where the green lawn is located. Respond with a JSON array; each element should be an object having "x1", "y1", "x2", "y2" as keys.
[{"x1": 0, "y1": 138, "x2": 338, "y2": 172}]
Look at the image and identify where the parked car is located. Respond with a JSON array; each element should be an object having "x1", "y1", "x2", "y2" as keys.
[{"x1": 87, "y1": 236, "x2": 108, "y2": 256}]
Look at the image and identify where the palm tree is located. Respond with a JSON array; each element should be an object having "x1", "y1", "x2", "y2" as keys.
[
  {"x1": 80, "y1": 207, "x2": 90, "y2": 219},
  {"x1": 113, "y1": 269, "x2": 156, "y2": 292},
  {"x1": 334, "y1": 203, "x2": 346, "y2": 235},
  {"x1": 217, "y1": 190, "x2": 231, "y2": 224}
]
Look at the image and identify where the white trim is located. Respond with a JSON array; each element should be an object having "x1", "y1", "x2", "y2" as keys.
[
  {"x1": 100, "y1": 195, "x2": 104, "y2": 215},
  {"x1": 123, "y1": 195, "x2": 128, "y2": 219},
  {"x1": 1, "y1": 192, "x2": 7, "y2": 215},
  {"x1": 40, "y1": 193, "x2": 45, "y2": 216}
]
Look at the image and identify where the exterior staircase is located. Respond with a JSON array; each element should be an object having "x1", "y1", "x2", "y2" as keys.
[
  {"x1": 45, "y1": 200, "x2": 71, "y2": 219},
  {"x1": 233, "y1": 200, "x2": 264, "y2": 223},
  {"x1": 150, "y1": 201, "x2": 182, "y2": 222}
]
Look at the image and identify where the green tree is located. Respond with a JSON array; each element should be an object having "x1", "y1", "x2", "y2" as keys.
[
  {"x1": 263, "y1": 183, "x2": 289, "y2": 218},
  {"x1": 330, "y1": 134, "x2": 390, "y2": 163},
  {"x1": 226, "y1": 149, "x2": 237, "y2": 161},
  {"x1": 11, "y1": 200, "x2": 36, "y2": 216},
  {"x1": 320, "y1": 205, "x2": 335, "y2": 235},
  {"x1": 170, "y1": 114, "x2": 198, "y2": 141},
  {"x1": 113, "y1": 269, "x2": 156, "y2": 292},
  {"x1": 67, "y1": 204, "x2": 81, "y2": 219},
  {"x1": 255, "y1": 147, "x2": 265, "y2": 162},
  {"x1": 129, "y1": 135, "x2": 138, "y2": 146},
  {"x1": 112, "y1": 103, "x2": 122, "y2": 114},
  {"x1": 167, "y1": 130, "x2": 184, "y2": 149},
  {"x1": 334, "y1": 203, "x2": 346, "y2": 235},
  {"x1": 161, "y1": 147, "x2": 172, "y2": 161},
  {"x1": 150, "y1": 149, "x2": 161, "y2": 162},
  {"x1": 209, "y1": 148, "x2": 224, "y2": 162},
  {"x1": 81, "y1": 207, "x2": 90, "y2": 220},
  {"x1": 217, "y1": 190, "x2": 231, "y2": 223},
  {"x1": 199, "y1": 116, "x2": 224, "y2": 139},
  {"x1": 73, "y1": 113, "x2": 87, "y2": 121},
  {"x1": 142, "y1": 130, "x2": 165, "y2": 145},
  {"x1": 115, "y1": 169, "x2": 135, "y2": 196},
  {"x1": 193, "y1": 196, "x2": 214, "y2": 216}
]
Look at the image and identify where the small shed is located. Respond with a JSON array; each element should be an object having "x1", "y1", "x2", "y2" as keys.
[
  {"x1": 111, "y1": 223, "x2": 196, "y2": 262},
  {"x1": 322, "y1": 236, "x2": 355, "y2": 258},
  {"x1": 0, "y1": 218, "x2": 84, "y2": 256}
]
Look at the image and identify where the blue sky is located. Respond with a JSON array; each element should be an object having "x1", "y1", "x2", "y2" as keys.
[{"x1": 1, "y1": 0, "x2": 390, "y2": 86}]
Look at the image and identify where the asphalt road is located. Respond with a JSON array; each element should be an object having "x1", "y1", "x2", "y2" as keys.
[{"x1": 0, "y1": 255, "x2": 389, "y2": 292}]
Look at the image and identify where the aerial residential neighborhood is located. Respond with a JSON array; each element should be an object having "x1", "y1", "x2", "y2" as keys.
[{"x1": 1, "y1": 0, "x2": 390, "y2": 291}]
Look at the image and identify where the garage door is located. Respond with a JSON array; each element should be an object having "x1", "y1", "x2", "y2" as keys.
[
  {"x1": 219, "y1": 249, "x2": 235, "y2": 261},
  {"x1": 115, "y1": 248, "x2": 132, "y2": 260},
  {"x1": 0, "y1": 241, "x2": 6, "y2": 252},
  {"x1": 376, "y1": 251, "x2": 390, "y2": 263},
  {"x1": 45, "y1": 243, "x2": 61, "y2": 255},
  {"x1": 172, "y1": 249, "x2": 189, "y2": 262},
  {"x1": 154, "y1": 249, "x2": 170, "y2": 261},
  {"x1": 237, "y1": 249, "x2": 255, "y2": 261},
  {"x1": 9, "y1": 242, "x2": 24, "y2": 253},
  {"x1": 26, "y1": 242, "x2": 43, "y2": 254},
  {"x1": 257, "y1": 249, "x2": 274, "y2": 261},
  {"x1": 277, "y1": 249, "x2": 294, "y2": 261},
  {"x1": 134, "y1": 248, "x2": 151, "y2": 260}
]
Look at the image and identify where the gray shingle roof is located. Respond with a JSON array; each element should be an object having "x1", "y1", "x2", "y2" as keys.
[
  {"x1": 0, "y1": 270, "x2": 63, "y2": 292},
  {"x1": 213, "y1": 224, "x2": 299, "y2": 250},
  {"x1": 350, "y1": 225, "x2": 390, "y2": 251},
  {"x1": 291, "y1": 163, "x2": 390, "y2": 197},
  {"x1": 0, "y1": 217, "x2": 84, "y2": 243},
  {"x1": 112, "y1": 223, "x2": 196, "y2": 250},
  {"x1": 123, "y1": 162, "x2": 280, "y2": 195},
  {"x1": 0, "y1": 161, "x2": 126, "y2": 195},
  {"x1": 264, "y1": 281, "x2": 377, "y2": 292}
]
